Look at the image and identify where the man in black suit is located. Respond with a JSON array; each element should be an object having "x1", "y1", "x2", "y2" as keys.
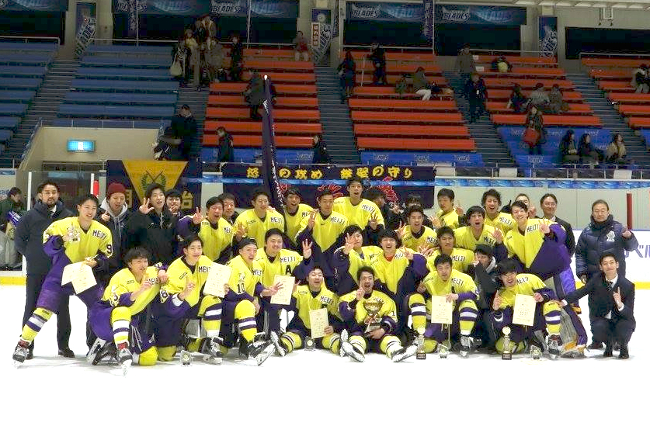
[{"x1": 561, "y1": 253, "x2": 635, "y2": 359}]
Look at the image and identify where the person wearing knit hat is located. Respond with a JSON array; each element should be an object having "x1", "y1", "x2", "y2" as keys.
[{"x1": 99, "y1": 182, "x2": 130, "y2": 278}]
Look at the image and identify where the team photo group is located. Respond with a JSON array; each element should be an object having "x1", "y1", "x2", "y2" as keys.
[{"x1": 11, "y1": 176, "x2": 638, "y2": 372}]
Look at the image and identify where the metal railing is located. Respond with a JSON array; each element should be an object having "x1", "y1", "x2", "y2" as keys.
[
  {"x1": 0, "y1": 35, "x2": 60, "y2": 47},
  {"x1": 90, "y1": 38, "x2": 294, "y2": 49},
  {"x1": 578, "y1": 51, "x2": 650, "y2": 72},
  {"x1": 471, "y1": 49, "x2": 554, "y2": 58}
]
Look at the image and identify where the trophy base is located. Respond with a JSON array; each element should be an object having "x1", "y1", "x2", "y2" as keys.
[
  {"x1": 305, "y1": 337, "x2": 315, "y2": 351},
  {"x1": 416, "y1": 352, "x2": 427, "y2": 360},
  {"x1": 501, "y1": 352, "x2": 512, "y2": 360}
]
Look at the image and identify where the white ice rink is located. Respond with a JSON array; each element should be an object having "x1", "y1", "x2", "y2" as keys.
[{"x1": 0, "y1": 282, "x2": 647, "y2": 433}]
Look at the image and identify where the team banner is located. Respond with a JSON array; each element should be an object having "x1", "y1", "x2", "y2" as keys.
[
  {"x1": 311, "y1": 8, "x2": 333, "y2": 64},
  {"x1": 261, "y1": 78, "x2": 284, "y2": 211},
  {"x1": 0, "y1": 0, "x2": 67, "y2": 11},
  {"x1": 113, "y1": 0, "x2": 210, "y2": 16},
  {"x1": 435, "y1": 4, "x2": 527, "y2": 26},
  {"x1": 106, "y1": 160, "x2": 202, "y2": 211},
  {"x1": 346, "y1": 2, "x2": 425, "y2": 22},
  {"x1": 210, "y1": 0, "x2": 299, "y2": 18},
  {"x1": 221, "y1": 164, "x2": 436, "y2": 208},
  {"x1": 539, "y1": 16, "x2": 558, "y2": 57},
  {"x1": 422, "y1": 0, "x2": 434, "y2": 42}
]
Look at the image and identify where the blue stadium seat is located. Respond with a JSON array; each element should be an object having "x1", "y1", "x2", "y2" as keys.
[
  {"x1": 70, "y1": 79, "x2": 178, "y2": 93},
  {"x1": 86, "y1": 45, "x2": 172, "y2": 56},
  {"x1": 51, "y1": 118, "x2": 171, "y2": 129},
  {"x1": 0, "y1": 104, "x2": 27, "y2": 116},
  {"x1": 76, "y1": 67, "x2": 172, "y2": 80},
  {"x1": 0, "y1": 66, "x2": 47, "y2": 78},
  {"x1": 202, "y1": 148, "x2": 314, "y2": 164},
  {"x1": 0, "y1": 78, "x2": 42, "y2": 90},
  {"x1": 498, "y1": 127, "x2": 611, "y2": 145},
  {"x1": 361, "y1": 151, "x2": 484, "y2": 166},
  {"x1": 0, "y1": 129, "x2": 13, "y2": 143},
  {"x1": 58, "y1": 104, "x2": 174, "y2": 119},
  {"x1": 64, "y1": 91, "x2": 177, "y2": 106},
  {"x1": 0, "y1": 116, "x2": 21, "y2": 129},
  {"x1": 515, "y1": 155, "x2": 556, "y2": 168},
  {"x1": 81, "y1": 56, "x2": 169, "y2": 68},
  {"x1": 640, "y1": 130, "x2": 650, "y2": 150},
  {"x1": 0, "y1": 90, "x2": 36, "y2": 103},
  {"x1": 0, "y1": 54, "x2": 53, "y2": 66}
]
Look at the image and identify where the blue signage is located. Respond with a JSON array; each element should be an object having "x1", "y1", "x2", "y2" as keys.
[
  {"x1": 0, "y1": 0, "x2": 68, "y2": 11},
  {"x1": 67, "y1": 140, "x2": 95, "y2": 153},
  {"x1": 210, "y1": 0, "x2": 299, "y2": 19},
  {"x1": 113, "y1": 0, "x2": 210, "y2": 16}
]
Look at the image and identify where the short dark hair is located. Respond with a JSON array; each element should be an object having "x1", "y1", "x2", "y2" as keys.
[
  {"x1": 181, "y1": 104, "x2": 191, "y2": 111},
  {"x1": 218, "y1": 192, "x2": 236, "y2": 203},
  {"x1": 482, "y1": 189, "x2": 501, "y2": 206},
  {"x1": 434, "y1": 254, "x2": 453, "y2": 268},
  {"x1": 406, "y1": 205, "x2": 425, "y2": 219},
  {"x1": 436, "y1": 226, "x2": 455, "y2": 239},
  {"x1": 379, "y1": 229, "x2": 400, "y2": 244},
  {"x1": 343, "y1": 224, "x2": 363, "y2": 237},
  {"x1": 592, "y1": 199, "x2": 609, "y2": 211},
  {"x1": 37, "y1": 180, "x2": 60, "y2": 194},
  {"x1": 205, "y1": 196, "x2": 223, "y2": 209},
  {"x1": 284, "y1": 187, "x2": 301, "y2": 199},
  {"x1": 405, "y1": 194, "x2": 422, "y2": 206},
  {"x1": 437, "y1": 188, "x2": 455, "y2": 201},
  {"x1": 77, "y1": 194, "x2": 99, "y2": 207},
  {"x1": 145, "y1": 183, "x2": 165, "y2": 199},
  {"x1": 515, "y1": 193, "x2": 530, "y2": 202},
  {"x1": 540, "y1": 193, "x2": 557, "y2": 205},
  {"x1": 166, "y1": 189, "x2": 182, "y2": 199},
  {"x1": 364, "y1": 187, "x2": 385, "y2": 201},
  {"x1": 496, "y1": 259, "x2": 519, "y2": 276},
  {"x1": 474, "y1": 244, "x2": 494, "y2": 257},
  {"x1": 511, "y1": 200, "x2": 528, "y2": 213},
  {"x1": 316, "y1": 188, "x2": 334, "y2": 200},
  {"x1": 251, "y1": 188, "x2": 270, "y2": 202},
  {"x1": 8, "y1": 187, "x2": 21, "y2": 197},
  {"x1": 465, "y1": 205, "x2": 485, "y2": 220},
  {"x1": 265, "y1": 228, "x2": 284, "y2": 243},
  {"x1": 181, "y1": 234, "x2": 203, "y2": 250},
  {"x1": 599, "y1": 252, "x2": 618, "y2": 264},
  {"x1": 346, "y1": 175, "x2": 364, "y2": 188},
  {"x1": 124, "y1": 247, "x2": 150, "y2": 264},
  {"x1": 357, "y1": 266, "x2": 375, "y2": 280}
]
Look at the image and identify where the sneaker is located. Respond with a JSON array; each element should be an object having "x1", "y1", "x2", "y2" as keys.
[
  {"x1": 58, "y1": 347, "x2": 75, "y2": 358},
  {"x1": 269, "y1": 331, "x2": 287, "y2": 357},
  {"x1": 12, "y1": 340, "x2": 30, "y2": 365},
  {"x1": 390, "y1": 343, "x2": 418, "y2": 363},
  {"x1": 618, "y1": 344, "x2": 629, "y2": 360}
]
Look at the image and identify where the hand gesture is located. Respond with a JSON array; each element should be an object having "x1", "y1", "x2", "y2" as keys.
[
  {"x1": 613, "y1": 287, "x2": 623, "y2": 308},
  {"x1": 235, "y1": 222, "x2": 246, "y2": 240},
  {"x1": 83, "y1": 258, "x2": 97, "y2": 268},
  {"x1": 400, "y1": 247, "x2": 414, "y2": 261},
  {"x1": 262, "y1": 282, "x2": 282, "y2": 297},
  {"x1": 533, "y1": 293, "x2": 544, "y2": 303},
  {"x1": 355, "y1": 287, "x2": 365, "y2": 301},
  {"x1": 418, "y1": 245, "x2": 435, "y2": 257},
  {"x1": 100, "y1": 212, "x2": 111, "y2": 223},
  {"x1": 223, "y1": 284, "x2": 231, "y2": 296},
  {"x1": 369, "y1": 213, "x2": 379, "y2": 230},
  {"x1": 139, "y1": 198, "x2": 154, "y2": 215},
  {"x1": 191, "y1": 207, "x2": 203, "y2": 225},
  {"x1": 622, "y1": 227, "x2": 632, "y2": 239},
  {"x1": 492, "y1": 292, "x2": 502, "y2": 310},
  {"x1": 431, "y1": 216, "x2": 442, "y2": 229},
  {"x1": 455, "y1": 200, "x2": 464, "y2": 216},
  {"x1": 307, "y1": 209, "x2": 317, "y2": 229},
  {"x1": 157, "y1": 269, "x2": 169, "y2": 284},
  {"x1": 343, "y1": 233, "x2": 355, "y2": 255},
  {"x1": 580, "y1": 275, "x2": 587, "y2": 284},
  {"x1": 445, "y1": 293, "x2": 459, "y2": 302},
  {"x1": 301, "y1": 239, "x2": 313, "y2": 260},
  {"x1": 324, "y1": 325, "x2": 334, "y2": 336},
  {"x1": 539, "y1": 222, "x2": 550, "y2": 235},
  {"x1": 130, "y1": 279, "x2": 152, "y2": 301},
  {"x1": 395, "y1": 222, "x2": 406, "y2": 240},
  {"x1": 179, "y1": 276, "x2": 195, "y2": 301},
  {"x1": 368, "y1": 328, "x2": 386, "y2": 340},
  {"x1": 416, "y1": 283, "x2": 426, "y2": 294},
  {"x1": 494, "y1": 228, "x2": 503, "y2": 244}
]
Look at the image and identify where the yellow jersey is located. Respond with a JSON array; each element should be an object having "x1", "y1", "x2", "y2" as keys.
[
  {"x1": 333, "y1": 197, "x2": 384, "y2": 229},
  {"x1": 284, "y1": 203, "x2": 313, "y2": 242},
  {"x1": 234, "y1": 208, "x2": 285, "y2": 247},
  {"x1": 196, "y1": 218, "x2": 233, "y2": 263},
  {"x1": 103, "y1": 266, "x2": 161, "y2": 315},
  {"x1": 43, "y1": 217, "x2": 113, "y2": 263}
]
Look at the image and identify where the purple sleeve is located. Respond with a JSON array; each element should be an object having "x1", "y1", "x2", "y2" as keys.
[
  {"x1": 118, "y1": 293, "x2": 135, "y2": 307},
  {"x1": 225, "y1": 288, "x2": 255, "y2": 303},
  {"x1": 491, "y1": 307, "x2": 512, "y2": 332},
  {"x1": 254, "y1": 282, "x2": 265, "y2": 298},
  {"x1": 410, "y1": 254, "x2": 428, "y2": 279},
  {"x1": 292, "y1": 257, "x2": 312, "y2": 282},
  {"x1": 380, "y1": 316, "x2": 396, "y2": 334},
  {"x1": 296, "y1": 226, "x2": 314, "y2": 246},
  {"x1": 547, "y1": 224, "x2": 566, "y2": 245},
  {"x1": 536, "y1": 286, "x2": 557, "y2": 301},
  {"x1": 332, "y1": 249, "x2": 350, "y2": 271},
  {"x1": 43, "y1": 235, "x2": 64, "y2": 257},
  {"x1": 339, "y1": 301, "x2": 355, "y2": 322},
  {"x1": 493, "y1": 243, "x2": 508, "y2": 262},
  {"x1": 162, "y1": 296, "x2": 191, "y2": 319},
  {"x1": 457, "y1": 291, "x2": 477, "y2": 302}
]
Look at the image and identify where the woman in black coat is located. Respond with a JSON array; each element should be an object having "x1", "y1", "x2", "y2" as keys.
[{"x1": 312, "y1": 134, "x2": 331, "y2": 164}]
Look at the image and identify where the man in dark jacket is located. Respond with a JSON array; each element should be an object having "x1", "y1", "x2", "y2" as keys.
[
  {"x1": 368, "y1": 42, "x2": 386, "y2": 85},
  {"x1": 562, "y1": 253, "x2": 635, "y2": 359},
  {"x1": 230, "y1": 34, "x2": 244, "y2": 82},
  {"x1": 217, "y1": 127, "x2": 234, "y2": 162},
  {"x1": 124, "y1": 183, "x2": 179, "y2": 266},
  {"x1": 244, "y1": 70, "x2": 265, "y2": 120},
  {"x1": 0, "y1": 187, "x2": 25, "y2": 270},
  {"x1": 171, "y1": 105, "x2": 199, "y2": 161},
  {"x1": 472, "y1": 245, "x2": 501, "y2": 350},
  {"x1": 464, "y1": 72, "x2": 488, "y2": 123},
  {"x1": 98, "y1": 182, "x2": 130, "y2": 278},
  {"x1": 14, "y1": 180, "x2": 74, "y2": 359},
  {"x1": 575, "y1": 199, "x2": 638, "y2": 284}
]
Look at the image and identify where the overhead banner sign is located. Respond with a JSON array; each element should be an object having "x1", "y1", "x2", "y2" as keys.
[
  {"x1": 346, "y1": 2, "x2": 526, "y2": 26},
  {"x1": 113, "y1": 0, "x2": 210, "y2": 16},
  {"x1": 422, "y1": 0, "x2": 434, "y2": 42},
  {"x1": 0, "y1": 0, "x2": 68, "y2": 11},
  {"x1": 221, "y1": 163, "x2": 436, "y2": 208},
  {"x1": 210, "y1": 0, "x2": 299, "y2": 19},
  {"x1": 539, "y1": 16, "x2": 558, "y2": 57}
]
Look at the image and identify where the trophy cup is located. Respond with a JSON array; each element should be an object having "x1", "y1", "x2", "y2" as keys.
[
  {"x1": 416, "y1": 327, "x2": 426, "y2": 360},
  {"x1": 180, "y1": 350, "x2": 192, "y2": 366},
  {"x1": 502, "y1": 326, "x2": 513, "y2": 360},
  {"x1": 363, "y1": 299, "x2": 384, "y2": 336},
  {"x1": 438, "y1": 343, "x2": 449, "y2": 359},
  {"x1": 305, "y1": 336, "x2": 315, "y2": 351}
]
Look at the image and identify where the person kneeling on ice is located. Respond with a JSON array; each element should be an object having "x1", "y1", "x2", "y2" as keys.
[
  {"x1": 13, "y1": 194, "x2": 113, "y2": 365},
  {"x1": 88, "y1": 247, "x2": 168, "y2": 368},
  {"x1": 338, "y1": 267, "x2": 417, "y2": 362},
  {"x1": 408, "y1": 254, "x2": 480, "y2": 357},
  {"x1": 272, "y1": 266, "x2": 344, "y2": 356},
  {"x1": 151, "y1": 235, "x2": 228, "y2": 364},
  {"x1": 490, "y1": 259, "x2": 563, "y2": 359}
]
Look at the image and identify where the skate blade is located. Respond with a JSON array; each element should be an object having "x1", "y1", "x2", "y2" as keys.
[
  {"x1": 121, "y1": 360, "x2": 132, "y2": 376},
  {"x1": 202, "y1": 355, "x2": 223, "y2": 365},
  {"x1": 13, "y1": 360, "x2": 24, "y2": 369},
  {"x1": 255, "y1": 346, "x2": 275, "y2": 366}
]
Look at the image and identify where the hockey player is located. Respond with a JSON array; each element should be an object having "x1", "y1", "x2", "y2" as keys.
[
  {"x1": 332, "y1": 225, "x2": 383, "y2": 295},
  {"x1": 180, "y1": 196, "x2": 233, "y2": 264},
  {"x1": 275, "y1": 266, "x2": 344, "y2": 356},
  {"x1": 13, "y1": 194, "x2": 113, "y2": 365},
  {"x1": 482, "y1": 189, "x2": 516, "y2": 234},
  {"x1": 151, "y1": 235, "x2": 227, "y2": 363},
  {"x1": 472, "y1": 245, "x2": 501, "y2": 349},
  {"x1": 454, "y1": 206, "x2": 506, "y2": 255},
  {"x1": 427, "y1": 227, "x2": 475, "y2": 273},
  {"x1": 283, "y1": 187, "x2": 313, "y2": 243},
  {"x1": 88, "y1": 247, "x2": 167, "y2": 368},
  {"x1": 338, "y1": 267, "x2": 417, "y2": 362},
  {"x1": 234, "y1": 188, "x2": 285, "y2": 247},
  {"x1": 408, "y1": 255, "x2": 480, "y2": 356},
  {"x1": 434, "y1": 188, "x2": 463, "y2": 229},
  {"x1": 332, "y1": 176, "x2": 384, "y2": 238},
  {"x1": 398, "y1": 205, "x2": 438, "y2": 252},
  {"x1": 490, "y1": 259, "x2": 563, "y2": 358}
]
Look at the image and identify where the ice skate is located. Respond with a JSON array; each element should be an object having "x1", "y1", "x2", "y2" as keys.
[
  {"x1": 200, "y1": 337, "x2": 224, "y2": 364},
  {"x1": 530, "y1": 345, "x2": 542, "y2": 360},
  {"x1": 460, "y1": 336, "x2": 477, "y2": 358},
  {"x1": 12, "y1": 340, "x2": 30, "y2": 367},
  {"x1": 269, "y1": 331, "x2": 287, "y2": 357},
  {"x1": 339, "y1": 330, "x2": 349, "y2": 357},
  {"x1": 390, "y1": 342, "x2": 418, "y2": 363},
  {"x1": 340, "y1": 333, "x2": 365, "y2": 362},
  {"x1": 117, "y1": 343, "x2": 132, "y2": 375},
  {"x1": 547, "y1": 335, "x2": 561, "y2": 360},
  {"x1": 249, "y1": 341, "x2": 275, "y2": 366},
  {"x1": 87, "y1": 338, "x2": 108, "y2": 365}
]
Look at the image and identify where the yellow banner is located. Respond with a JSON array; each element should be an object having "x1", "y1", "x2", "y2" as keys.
[{"x1": 123, "y1": 160, "x2": 187, "y2": 202}]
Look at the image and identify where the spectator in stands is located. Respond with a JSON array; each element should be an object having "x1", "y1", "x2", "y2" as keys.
[
  {"x1": 98, "y1": 183, "x2": 130, "y2": 279},
  {"x1": 548, "y1": 84, "x2": 565, "y2": 114},
  {"x1": 153, "y1": 127, "x2": 183, "y2": 161},
  {"x1": 579, "y1": 133, "x2": 602, "y2": 164},
  {"x1": 230, "y1": 33, "x2": 244, "y2": 82},
  {"x1": 293, "y1": 31, "x2": 310, "y2": 62},
  {"x1": 179, "y1": 28, "x2": 199, "y2": 87},
  {"x1": 631, "y1": 64, "x2": 649, "y2": 93},
  {"x1": 217, "y1": 126, "x2": 234, "y2": 163},
  {"x1": 171, "y1": 104, "x2": 199, "y2": 161},
  {"x1": 524, "y1": 105, "x2": 544, "y2": 155},
  {"x1": 312, "y1": 134, "x2": 331, "y2": 164},
  {"x1": 455, "y1": 44, "x2": 476, "y2": 83},
  {"x1": 0, "y1": 187, "x2": 24, "y2": 270},
  {"x1": 368, "y1": 41, "x2": 387, "y2": 85},
  {"x1": 166, "y1": 189, "x2": 183, "y2": 219},
  {"x1": 605, "y1": 133, "x2": 627, "y2": 164},
  {"x1": 412, "y1": 67, "x2": 451, "y2": 101},
  {"x1": 202, "y1": 36, "x2": 226, "y2": 83},
  {"x1": 218, "y1": 192, "x2": 239, "y2": 225},
  {"x1": 559, "y1": 130, "x2": 580, "y2": 164},
  {"x1": 464, "y1": 72, "x2": 488, "y2": 123},
  {"x1": 195, "y1": 14, "x2": 217, "y2": 44},
  {"x1": 491, "y1": 56, "x2": 512, "y2": 73},
  {"x1": 506, "y1": 84, "x2": 528, "y2": 113},
  {"x1": 528, "y1": 83, "x2": 550, "y2": 112},
  {"x1": 337, "y1": 50, "x2": 356, "y2": 100},
  {"x1": 244, "y1": 70, "x2": 265, "y2": 121}
]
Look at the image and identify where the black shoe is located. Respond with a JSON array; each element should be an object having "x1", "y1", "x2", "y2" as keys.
[
  {"x1": 619, "y1": 345, "x2": 629, "y2": 359},
  {"x1": 58, "y1": 347, "x2": 75, "y2": 358},
  {"x1": 588, "y1": 341, "x2": 603, "y2": 350},
  {"x1": 603, "y1": 344, "x2": 614, "y2": 358}
]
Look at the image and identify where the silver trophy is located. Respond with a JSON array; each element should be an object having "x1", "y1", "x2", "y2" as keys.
[
  {"x1": 502, "y1": 326, "x2": 513, "y2": 360},
  {"x1": 305, "y1": 336, "x2": 315, "y2": 351}
]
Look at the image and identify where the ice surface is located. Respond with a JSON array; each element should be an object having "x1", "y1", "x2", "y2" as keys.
[{"x1": 0, "y1": 284, "x2": 647, "y2": 432}]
